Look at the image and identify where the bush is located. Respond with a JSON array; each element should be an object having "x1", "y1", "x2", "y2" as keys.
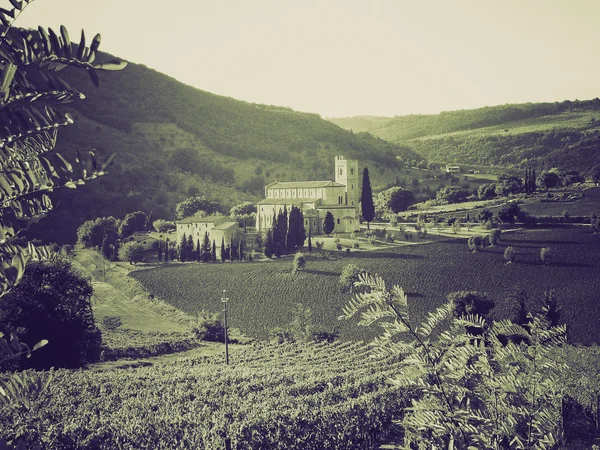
[
  {"x1": 353, "y1": 241, "x2": 360, "y2": 248},
  {"x1": 489, "y1": 228, "x2": 501, "y2": 245},
  {"x1": 504, "y1": 246, "x2": 517, "y2": 263},
  {"x1": 0, "y1": 258, "x2": 102, "y2": 369},
  {"x1": 292, "y1": 253, "x2": 306, "y2": 273},
  {"x1": 385, "y1": 232, "x2": 395, "y2": 242},
  {"x1": 119, "y1": 241, "x2": 145, "y2": 264},
  {"x1": 101, "y1": 316, "x2": 123, "y2": 331},
  {"x1": 311, "y1": 328, "x2": 340, "y2": 343},
  {"x1": 540, "y1": 247, "x2": 552, "y2": 265},
  {"x1": 467, "y1": 235, "x2": 481, "y2": 252},
  {"x1": 339, "y1": 264, "x2": 365, "y2": 293},
  {"x1": 192, "y1": 311, "x2": 225, "y2": 342},
  {"x1": 336, "y1": 243, "x2": 343, "y2": 250},
  {"x1": 314, "y1": 240, "x2": 324, "y2": 249}
]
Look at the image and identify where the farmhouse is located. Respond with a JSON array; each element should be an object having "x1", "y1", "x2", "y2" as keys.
[
  {"x1": 175, "y1": 216, "x2": 241, "y2": 251},
  {"x1": 256, "y1": 155, "x2": 359, "y2": 234}
]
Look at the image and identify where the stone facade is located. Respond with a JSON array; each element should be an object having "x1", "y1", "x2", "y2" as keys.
[
  {"x1": 175, "y1": 216, "x2": 241, "y2": 252},
  {"x1": 256, "y1": 155, "x2": 359, "y2": 234}
]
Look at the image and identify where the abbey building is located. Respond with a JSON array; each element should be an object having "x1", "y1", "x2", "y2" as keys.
[{"x1": 256, "y1": 155, "x2": 359, "y2": 234}]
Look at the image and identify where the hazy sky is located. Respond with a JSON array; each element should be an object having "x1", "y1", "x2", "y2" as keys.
[{"x1": 17, "y1": 0, "x2": 600, "y2": 118}]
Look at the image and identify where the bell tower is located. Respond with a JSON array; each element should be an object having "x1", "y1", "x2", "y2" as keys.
[{"x1": 334, "y1": 155, "x2": 359, "y2": 207}]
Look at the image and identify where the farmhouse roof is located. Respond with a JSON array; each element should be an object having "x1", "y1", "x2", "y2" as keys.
[
  {"x1": 175, "y1": 216, "x2": 227, "y2": 225},
  {"x1": 265, "y1": 180, "x2": 345, "y2": 189},
  {"x1": 212, "y1": 221, "x2": 239, "y2": 231}
]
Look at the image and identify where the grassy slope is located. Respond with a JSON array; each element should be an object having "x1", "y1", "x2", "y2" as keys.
[
  {"x1": 132, "y1": 226, "x2": 600, "y2": 345},
  {"x1": 73, "y1": 249, "x2": 193, "y2": 333}
]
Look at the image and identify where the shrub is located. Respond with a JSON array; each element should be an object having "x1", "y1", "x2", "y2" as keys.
[
  {"x1": 311, "y1": 328, "x2": 340, "y2": 343},
  {"x1": 314, "y1": 240, "x2": 324, "y2": 250},
  {"x1": 385, "y1": 232, "x2": 395, "y2": 242},
  {"x1": 451, "y1": 221, "x2": 461, "y2": 234},
  {"x1": 504, "y1": 246, "x2": 517, "y2": 263},
  {"x1": 0, "y1": 258, "x2": 102, "y2": 369},
  {"x1": 353, "y1": 241, "x2": 360, "y2": 249},
  {"x1": 192, "y1": 311, "x2": 225, "y2": 342},
  {"x1": 101, "y1": 316, "x2": 123, "y2": 331},
  {"x1": 336, "y1": 243, "x2": 343, "y2": 250},
  {"x1": 489, "y1": 228, "x2": 501, "y2": 245},
  {"x1": 292, "y1": 253, "x2": 306, "y2": 273},
  {"x1": 345, "y1": 248, "x2": 350, "y2": 254},
  {"x1": 339, "y1": 264, "x2": 366, "y2": 293},
  {"x1": 467, "y1": 235, "x2": 481, "y2": 252},
  {"x1": 540, "y1": 247, "x2": 552, "y2": 265},
  {"x1": 118, "y1": 241, "x2": 145, "y2": 264}
]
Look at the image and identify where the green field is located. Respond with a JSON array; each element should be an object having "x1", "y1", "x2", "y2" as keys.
[{"x1": 132, "y1": 226, "x2": 600, "y2": 345}]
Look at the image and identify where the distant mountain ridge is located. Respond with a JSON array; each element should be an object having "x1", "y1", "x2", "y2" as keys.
[
  {"x1": 25, "y1": 53, "x2": 421, "y2": 243},
  {"x1": 329, "y1": 99, "x2": 600, "y2": 170}
]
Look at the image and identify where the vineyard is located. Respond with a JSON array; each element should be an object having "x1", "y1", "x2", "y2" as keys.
[
  {"x1": 132, "y1": 226, "x2": 600, "y2": 344},
  {"x1": 1, "y1": 341, "x2": 414, "y2": 449}
]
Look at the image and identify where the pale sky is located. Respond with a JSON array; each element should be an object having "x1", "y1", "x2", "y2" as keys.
[{"x1": 17, "y1": 0, "x2": 600, "y2": 118}]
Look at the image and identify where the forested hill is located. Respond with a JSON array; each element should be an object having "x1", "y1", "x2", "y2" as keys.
[
  {"x1": 25, "y1": 53, "x2": 420, "y2": 243},
  {"x1": 329, "y1": 99, "x2": 600, "y2": 170}
]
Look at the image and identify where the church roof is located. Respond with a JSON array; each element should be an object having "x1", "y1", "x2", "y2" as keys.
[
  {"x1": 265, "y1": 180, "x2": 345, "y2": 189},
  {"x1": 257, "y1": 198, "x2": 321, "y2": 206}
]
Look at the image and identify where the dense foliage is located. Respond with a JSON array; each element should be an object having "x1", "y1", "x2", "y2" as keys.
[{"x1": 0, "y1": 258, "x2": 101, "y2": 369}]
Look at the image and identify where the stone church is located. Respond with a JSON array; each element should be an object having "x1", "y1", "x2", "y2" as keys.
[{"x1": 256, "y1": 155, "x2": 359, "y2": 235}]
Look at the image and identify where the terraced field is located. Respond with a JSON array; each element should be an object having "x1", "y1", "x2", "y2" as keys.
[{"x1": 132, "y1": 226, "x2": 600, "y2": 344}]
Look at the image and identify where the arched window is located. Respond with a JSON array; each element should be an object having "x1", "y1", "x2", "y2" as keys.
[
  {"x1": 350, "y1": 168, "x2": 354, "y2": 175},
  {"x1": 339, "y1": 168, "x2": 343, "y2": 176},
  {"x1": 337, "y1": 218, "x2": 340, "y2": 224}
]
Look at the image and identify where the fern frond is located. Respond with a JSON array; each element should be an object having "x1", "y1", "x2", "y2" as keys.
[{"x1": 415, "y1": 301, "x2": 453, "y2": 338}]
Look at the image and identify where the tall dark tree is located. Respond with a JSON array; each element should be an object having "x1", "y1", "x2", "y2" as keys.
[
  {"x1": 230, "y1": 238, "x2": 238, "y2": 261},
  {"x1": 287, "y1": 206, "x2": 306, "y2": 252},
  {"x1": 164, "y1": 240, "x2": 169, "y2": 262},
  {"x1": 361, "y1": 168, "x2": 375, "y2": 230},
  {"x1": 323, "y1": 211, "x2": 335, "y2": 236},
  {"x1": 196, "y1": 238, "x2": 201, "y2": 262},
  {"x1": 179, "y1": 233, "x2": 188, "y2": 262},
  {"x1": 275, "y1": 207, "x2": 288, "y2": 257},
  {"x1": 220, "y1": 237, "x2": 225, "y2": 262},
  {"x1": 212, "y1": 240, "x2": 217, "y2": 262},
  {"x1": 265, "y1": 229, "x2": 275, "y2": 258},
  {"x1": 238, "y1": 240, "x2": 244, "y2": 261},
  {"x1": 187, "y1": 235, "x2": 195, "y2": 261},
  {"x1": 201, "y1": 232, "x2": 211, "y2": 262}
]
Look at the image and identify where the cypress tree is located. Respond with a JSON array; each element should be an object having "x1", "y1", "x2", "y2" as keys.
[
  {"x1": 220, "y1": 236, "x2": 225, "y2": 262},
  {"x1": 308, "y1": 229, "x2": 312, "y2": 253},
  {"x1": 201, "y1": 231, "x2": 211, "y2": 262},
  {"x1": 265, "y1": 229, "x2": 275, "y2": 258},
  {"x1": 361, "y1": 168, "x2": 375, "y2": 230},
  {"x1": 323, "y1": 211, "x2": 335, "y2": 236},
  {"x1": 187, "y1": 235, "x2": 194, "y2": 261},
  {"x1": 230, "y1": 238, "x2": 238, "y2": 261},
  {"x1": 196, "y1": 238, "x2": 201, "y2": 261},
  {"x1": 212, "y1": 240, "x2": 217, "y2": 262},
  {"x1": 180, "y1": 233, "x2": 188, "y2": 262},
  {"x1": 164, "y1": 240, "x2": 169, "y2": 262}
]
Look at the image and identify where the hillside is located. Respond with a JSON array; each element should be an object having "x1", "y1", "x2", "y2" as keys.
[
  {"x1": 329, "y1": 99, "x2": 600, "y2": 171},
  {"x1": 25, "y1": 54, "x2": 421, "y2": 244}
]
